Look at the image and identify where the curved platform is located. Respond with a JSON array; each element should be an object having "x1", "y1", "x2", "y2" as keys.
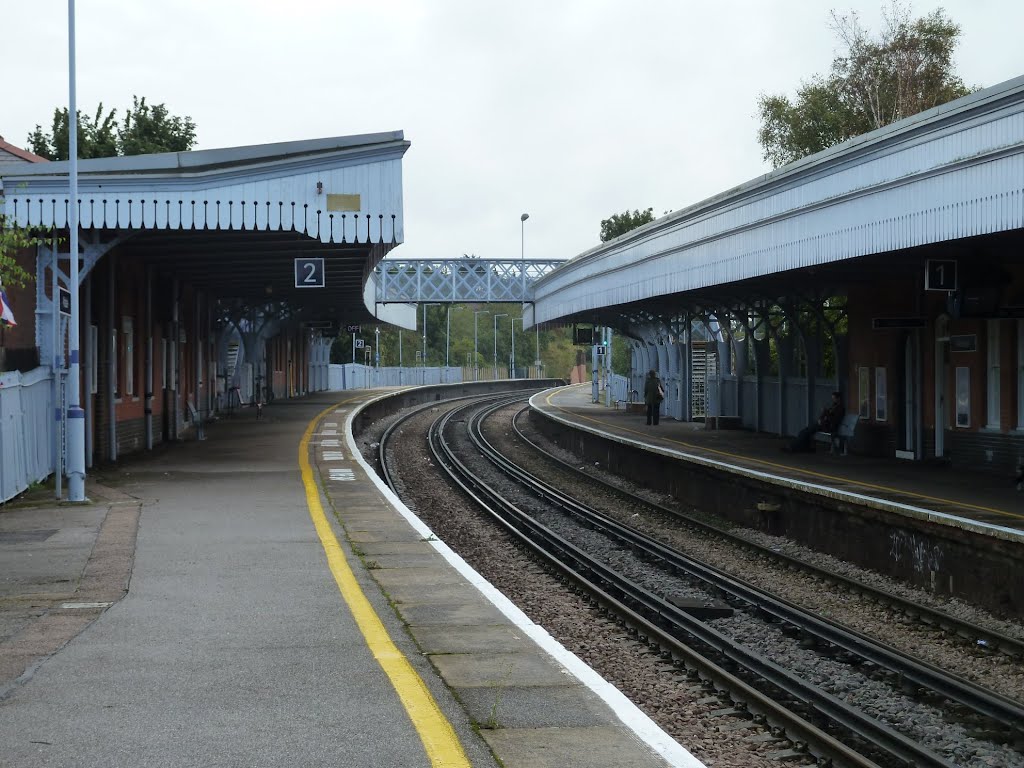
[
  {"x1": 0, "y1": 389, "x2": 700, "y2": 768},
  {"x1": 531, "y1": 385, "x2": 1024, "y2": 615}
]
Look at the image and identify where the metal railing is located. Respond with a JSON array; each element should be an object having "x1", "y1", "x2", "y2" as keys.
[{"x1": 372, "y1": 259, "x2": 564, "y2": 303}]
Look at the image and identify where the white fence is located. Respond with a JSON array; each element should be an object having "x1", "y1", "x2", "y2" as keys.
[{"x1": 0, "y1": 367, "x2": 54, "y2": 503}]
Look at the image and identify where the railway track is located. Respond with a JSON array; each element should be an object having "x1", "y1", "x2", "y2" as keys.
[
  {"x1": 509, "y1": 405, "x2": 1024, "y2": 662},
  {"x1": 375, "y1": 391, "x2": 1024, "y2": 767}
]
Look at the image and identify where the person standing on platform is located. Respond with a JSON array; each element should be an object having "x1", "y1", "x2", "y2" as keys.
[{"x1": 643, "y1": 369, "x2": 664, "y2": 426}]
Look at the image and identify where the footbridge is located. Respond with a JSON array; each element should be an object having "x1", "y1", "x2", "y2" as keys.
[
  {"x1": 527, "y1": 74, "x2": 1024, "y2": 475},
  {"x1": 372, "y1": 258, "x2": 564, "y2": 303}
]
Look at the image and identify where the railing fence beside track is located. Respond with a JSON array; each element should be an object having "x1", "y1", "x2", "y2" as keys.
[
  {"x1": 0, "y1": 366, "x2": 54, "y2": 504},
  {"x1": 328, "y1": 363, "x2": 549, "y2": 390}
]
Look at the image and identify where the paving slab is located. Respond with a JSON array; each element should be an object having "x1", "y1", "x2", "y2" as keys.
[
  {"x1": 430, "y1": 651, "x2": 573, "y2": 688},
  {"x1": 481, "y1": 725, "x2": 671, "y2": 768},
  {"x1": 413, "y1": 624, "x2": 535, "y2": 655},
  {"x1": 454, "y1": 683, "x2": 614, "y2": 729}
]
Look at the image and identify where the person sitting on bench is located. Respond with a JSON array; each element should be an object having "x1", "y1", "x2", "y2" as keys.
[{"x1": 787, "y1": 391, "x2": 845, "y2": 453}]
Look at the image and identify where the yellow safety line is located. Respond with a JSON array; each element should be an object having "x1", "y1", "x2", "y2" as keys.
[
  {"x1": 300, "y1": 396, "x2": 471, "y2": 768},
  {"x1": 544, "y1": 389, "x2": 1024, "y2": 523}
]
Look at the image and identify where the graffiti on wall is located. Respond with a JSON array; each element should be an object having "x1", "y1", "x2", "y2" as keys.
[{"x1": 889, "y1": 530, "x2": 943, "y2": 575}]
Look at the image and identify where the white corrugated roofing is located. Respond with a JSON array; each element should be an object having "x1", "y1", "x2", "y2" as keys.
[
  {"x1": 0, "y1": 131, "x2": 409, "y2": 244},
  {"x1": 532, "y1": 75, "x2": 1024, "y2": 323}
]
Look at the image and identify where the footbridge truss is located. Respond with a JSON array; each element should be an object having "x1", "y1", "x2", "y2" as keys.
[{"x1": 372, "y1": 259, "x2": 564, "y2": 303}]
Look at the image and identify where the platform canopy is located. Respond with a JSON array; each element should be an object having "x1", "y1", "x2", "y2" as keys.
[
  {"x1": 530, "y1": 75, "x2": 1024, "y2": 326},
  {"x1": 0, "y1": 131, "x2": 413, "y2": 327}
]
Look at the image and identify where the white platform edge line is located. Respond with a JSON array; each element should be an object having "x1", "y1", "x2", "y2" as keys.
[{"x1": 341, "y1": 398, "x2": 706, "y2": 768}]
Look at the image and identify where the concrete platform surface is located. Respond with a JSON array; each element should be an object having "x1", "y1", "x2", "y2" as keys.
[{"x1": 0, "y1": 389, "x2": 702, "y2": 768}]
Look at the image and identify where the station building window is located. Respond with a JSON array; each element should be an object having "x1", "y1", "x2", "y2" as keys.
[
  {"x1": 875, "y1": 367, "x2": 887, "y2": 422},
  {"x1": 111, "y1": 327, "x2": 119, "y2": 399},
  {"x1": 1017, "y1": 320, "x2": 1024, "y2": 430},
  {"x1": 123, "y1": 317, "x2": 134, "y2": 397},
  {"x1": 986, "y1": 320, "x2": 1000, "y2": 430},
  {"x1": 89, "y1": 325, "x2": 98, "y2": 394},
  {"x1": 955, "y1": 366, "x2": 970, "y2": 428},
  {"x1": 858, "y1": 366, "x2": 870, "y2": 419}
]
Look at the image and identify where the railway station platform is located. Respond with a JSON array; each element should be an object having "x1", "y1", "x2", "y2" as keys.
[
  {"x1": 0, "y1": 389, "x2": 700, "y2": 768},
  {"x1": 534, "y1": 384, "x2": 1024, "y2": 533},
  {"x1": 530, "y1": 384, "x2": 1024, "y2": 616}
]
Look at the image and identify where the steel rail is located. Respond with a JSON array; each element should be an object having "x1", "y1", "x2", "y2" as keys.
[
  {"x1": 377, "y1": 389, "x2": 538, "y2": 492},
  {"x1": 430, "y1": 398, "x2": 960, "y2": 768},
  {"x1": 459, "y1": 400, "x2": 970, "y2": 767},
  {"x1": 512, "y1": 405, "x2": 1024, "y2": 661},
  {"x1": 487, "y1": 408, "x2": 1024, "y2": 736},
  {"x1": 421, "y1": 400, "x2": 887, "y2": 768}
]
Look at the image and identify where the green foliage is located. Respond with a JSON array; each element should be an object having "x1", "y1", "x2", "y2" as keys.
[
  {"x1": 27, "y1": 103, "x2": 117, "y2": 160},
  {"x1": 119, "y1": 96, "x2": 197, "y2": 156},
  {"x1": 329, "y1": 302, "x2": 576, "y2": 376},
  {"x1": 0, "y1": 225, "x2": 37, "y2": 289},
  {"x1": 599, "y1": 208, "x2": 655, "y2": 242},
  {"x1": 27, "y1": 96, "x2": 197, "y2": 160},
  {"x1": 757, "y1": 3, "x2": 973, "y2": 168},
  {"x1": 0, "y1": 183, "x2": 42, "y2": 288}
]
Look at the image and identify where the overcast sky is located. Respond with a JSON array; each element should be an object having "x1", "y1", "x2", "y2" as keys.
[{"x1": 3, "y1": 1, "x2": 1022, "y2": 263}]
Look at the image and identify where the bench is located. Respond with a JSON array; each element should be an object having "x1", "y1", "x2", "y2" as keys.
[{"x1": 814, "y1": 413, "x2": 858, "y2": 455}]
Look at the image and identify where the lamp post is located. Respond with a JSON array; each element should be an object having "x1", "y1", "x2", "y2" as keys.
[
  {"x1": 520, "y1": 212, "x2": 529, "y2": 302},
  {"x1": 493, "y1": 313, "x2": 507, "y2": 379},
  {"x1": 473, "y1": 310, "x2": 489, "y2": 381},
  {"x1": 520, "y1": 212, "x2": 541, "y2": 377},
  {"x1": 66, "y1": 0, "x2": 86, "y2": 501}
]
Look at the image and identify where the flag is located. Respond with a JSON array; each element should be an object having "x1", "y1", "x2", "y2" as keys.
[{"x1": 0, "y1": 287, "x2": 16, "y2": 327}]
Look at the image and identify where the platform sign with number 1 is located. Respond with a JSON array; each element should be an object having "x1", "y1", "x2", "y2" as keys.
[{"x1": 295, "y1": 258, "x2": 326, "y2": 288}]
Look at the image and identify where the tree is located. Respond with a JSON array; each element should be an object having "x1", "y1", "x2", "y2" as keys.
[
  {"x1": 0, "y1": 226, "x2": 36, "y2": 289},
  {"x1": 119, "y1": 96, "x2": 197, "y2": 156},
  {"x1": 599, "y1": 208, "x2": 655, "y2": 242},
  {"x1": 27, "y1": 96, "x2": 197, "y2": 160},
  {"x1": 757, "y1": 3, "x2": 973, "y2": 168}
]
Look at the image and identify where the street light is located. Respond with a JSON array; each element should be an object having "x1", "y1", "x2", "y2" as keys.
[
  {"x1": 473, "y1": 310, "x2": 489, "y2": 381},
  {"x1": 66, "y1": 1, "x2": 86, "y2": 501},
  {"x1": 520, "y1": 212, "x2": 529, "y2": 301},
  {"x1": 493, "y1": 313, "x2": 508, "y2": 379},
  {"x1": 520, "y1": 212, "x2": 541, "y2": 377}
]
